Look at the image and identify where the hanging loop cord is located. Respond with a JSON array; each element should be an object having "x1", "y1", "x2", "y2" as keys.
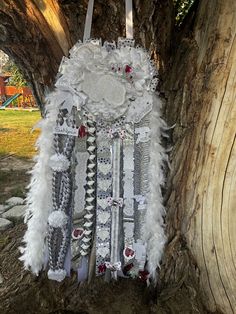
[
  {"x1": 83, "y1": 0, "x2": 94, "y2": 42},
  {"x1": 125, "y1": 0, "x2": 133, "y2": 39},
  {"x1": 83, "y1": 0, "x2": 133, "y2": 42}
]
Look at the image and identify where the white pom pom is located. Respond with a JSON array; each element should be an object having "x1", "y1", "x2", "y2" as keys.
[
  {"x1": 47, "y1": 269, "x2": 67, "y2": 282},
  {"x1": 48, "y1": 211, "x2": 68, "y2": 228},
  {"x1": 49, "y1": 153, "x2": 70, "y2": 172}
]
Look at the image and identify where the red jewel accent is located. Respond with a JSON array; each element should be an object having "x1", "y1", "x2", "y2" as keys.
[
  {"x1": 98, "y1": 264, "x2": 106, "y2": 273},
  {"x1": 73, "y1": 228, "x2": 83, "y2": 238},
  {"x1": 72, "y1": 228, "x2": 84, "y2": 239},
  {"x1": 79, "y1": 125, "x2": 87, "y2": 138},
  {"x1": 138, "y1": 270, "x2": 149, "y2": 282},
  {"x1": 124, "y1": 247, "x2": 135, "y2": 257},
  {"x1": 125, "y1": 65, "x2": 133, "y2": 73},
  {"x1": 123, "y1": 263, "x2": 134, "y2": 275}
]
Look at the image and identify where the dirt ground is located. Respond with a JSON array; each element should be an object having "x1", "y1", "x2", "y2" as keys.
[
  {"x1": 0, "y1": 156, "x2": 211, "y2": 314},
  {"x1": 0, "y1": 155, "x2": 34, "y2": 203}
]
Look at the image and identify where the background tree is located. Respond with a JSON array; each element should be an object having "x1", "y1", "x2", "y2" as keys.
[
  {"x1": 173, "y1": 0, "x2": 194, "y2": 24},
  {"x1": 0, "y1": 50, "x2": 9, "y2": 72},
  {"x1": 2, "y1": 60, "x2": 27, "y2": 87},
  {"x1": 0, "y1": 0, "x2": 235, "y2": 313}
]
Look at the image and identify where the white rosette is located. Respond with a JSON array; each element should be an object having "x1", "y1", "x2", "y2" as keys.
[
  {"x1": 56, "y1": 40, "x2": 156, "y2": 122},
  {"x1": 49, "y1": 153, "x2": 70, "y2": 172},
  {"x1": 47, "y1": 269, "x2": 67, "y2": 282},
  {"x1": 48, "y1": 211, "x2": 68, "y2": 228}
]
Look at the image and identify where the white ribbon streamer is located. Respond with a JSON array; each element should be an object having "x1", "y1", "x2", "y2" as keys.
[
  {"x1": 83, "y1": 0, "x2": 133, "y2": 41},
  {"x1": 83, "y1": 0, "x2": 94, "y2": 42},
  {"x1": 125, "y1": 0, "x2": 133, "y2": 39}
]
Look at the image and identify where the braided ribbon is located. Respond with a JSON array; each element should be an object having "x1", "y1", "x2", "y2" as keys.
[{"x1": 48, "y1": 109, "x2": 75, "y2": 282}]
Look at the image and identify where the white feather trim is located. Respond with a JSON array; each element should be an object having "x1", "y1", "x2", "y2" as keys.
[
  {"x1": 144, "y1": 95, "x2": 167, "y2": 281},
  {"x1": 19, "y1": 92, "x2": 60, "y2": 275}
]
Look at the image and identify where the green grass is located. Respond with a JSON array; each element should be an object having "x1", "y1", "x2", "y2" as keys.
[
  {"x1": 0, "y1": 110, "x2": 41, "y2": 203},
  {"x1": 0, "y1": 110, "x2": 41, "y2": 158}
]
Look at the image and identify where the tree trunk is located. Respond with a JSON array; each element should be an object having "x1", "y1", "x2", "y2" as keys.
[
  {"x1": 162, "y1": 1, "x2": 236, "y2": 313},
  {"x1": 0, "y1": 0, "x2": 235, "y2": 313},
  {"x1": 0, "y1": 0, "x2": 173, "y2": 113}
]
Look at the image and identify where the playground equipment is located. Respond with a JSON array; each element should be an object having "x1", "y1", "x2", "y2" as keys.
[
  {"x1": 0, "y1": 74, "x2": 36, "y2": 108},
  {"x1": 0, "y1": 93, "x2": 21, "y2": 109}
]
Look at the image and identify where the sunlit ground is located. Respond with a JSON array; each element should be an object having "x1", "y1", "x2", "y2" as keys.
[
  {"x1": 0, "y1": 110, "x2": 41, "y2": 203},
  {"x1": 0, "y1": 110, "x2": 40, "y2": 158}
]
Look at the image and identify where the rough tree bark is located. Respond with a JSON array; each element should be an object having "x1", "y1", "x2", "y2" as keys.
[
  {"x1": 0, "y1": 0, "x2": 235, "y2": 313},
  {"x1": 0, "y1": 0, "x2": 173, "y2": 112},
  {"x1": 162, "y1": 1, "x2": 236, "y2": 313}
]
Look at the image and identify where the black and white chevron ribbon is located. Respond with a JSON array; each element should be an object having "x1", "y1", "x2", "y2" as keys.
[{"x1": 80, "y1": 116, "x2": 96, "y2": 256}]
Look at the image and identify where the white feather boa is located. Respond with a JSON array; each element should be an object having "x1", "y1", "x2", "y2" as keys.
[
  {"x1": 19, "y1": 93, "x2": 59, "y2": 275},
  {"x1": 145, "y1": 95, "x2": 167, "y2": 279}
]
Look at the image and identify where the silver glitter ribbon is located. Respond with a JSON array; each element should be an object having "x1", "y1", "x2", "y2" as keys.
[
  {"x1": 110, "y1": 137, "x2": 122, "y2": 280},
  {"x1": 122, "y1": 124, "x2": 135, "y2": 264},
  {"x1": 133, "y1": 115, "x2": 151, "y2": 272}
]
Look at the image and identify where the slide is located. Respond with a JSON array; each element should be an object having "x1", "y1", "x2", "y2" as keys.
[{"x1": 0, "y1": 93, "x2": 21, "y2": 109}]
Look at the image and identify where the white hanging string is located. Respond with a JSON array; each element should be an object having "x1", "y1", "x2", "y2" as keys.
[
  {"x1": 83, "y1": 0, "x2": 133, "y2": 41},
  {"x1": 83, "y1": 0, "x2": 94, "y2": 42},
  {"x1": 125, "y1": 0, "x2": 133, "y2": 39}
]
